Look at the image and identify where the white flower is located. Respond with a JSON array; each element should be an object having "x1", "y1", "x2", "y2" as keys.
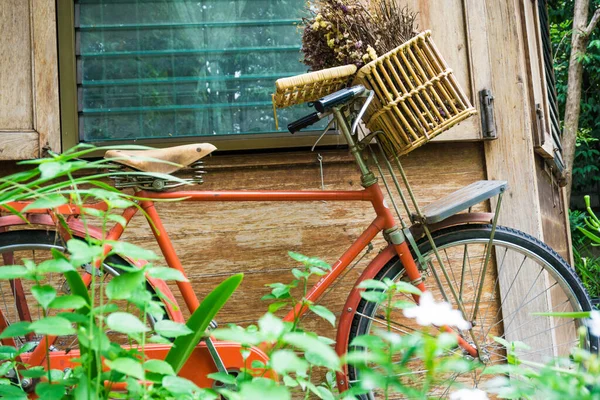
[
  {"x1": 403, "y1": 291, "x2": 471, "y2": 330},
  {"x1": 586, "y1": 310, "x2": 600, "y2": 336},
  {"x1": 449, "y1": 388, "x2": 489, "y2": 400}
]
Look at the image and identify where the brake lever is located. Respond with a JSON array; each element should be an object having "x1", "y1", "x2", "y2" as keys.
[{"x1": 351, "y1": 90, "x2": 375, "y2": 136}]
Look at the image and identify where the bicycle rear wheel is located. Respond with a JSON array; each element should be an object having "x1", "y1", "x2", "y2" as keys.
[
  {"x1": 0, "y1": 229, "x2": 162, "y2": 355},
  {"x1": 348, "y1": 224, "x2": 595, "y2": 399}
]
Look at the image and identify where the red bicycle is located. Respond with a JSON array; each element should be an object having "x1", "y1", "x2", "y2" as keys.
[{"x1": 0, "y1": 67, "x2": 595, "y2": 398}]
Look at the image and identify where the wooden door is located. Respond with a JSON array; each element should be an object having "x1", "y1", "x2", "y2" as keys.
[
  {"x1": 405, "y1": 0, "x2": 494, "y2": 142},
  {"x1": 0, "y1": 0, "x2": 60, "y2": 160}
]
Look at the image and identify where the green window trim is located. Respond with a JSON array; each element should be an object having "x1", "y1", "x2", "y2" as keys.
[{"x1": 57, "y1": 0, "x2": 343, "y2": 152}]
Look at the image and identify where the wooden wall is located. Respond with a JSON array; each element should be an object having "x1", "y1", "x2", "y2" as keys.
[
  {"x1": 118, "y1": 142, "x2": 486, "y2": 336},
  {"x1": 0, "y1": 0, "x2": 60, "y2": 159}
]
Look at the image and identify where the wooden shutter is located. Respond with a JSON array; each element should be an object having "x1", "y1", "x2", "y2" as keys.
[
  {"x1": 0, "y1": 0, "x2": 61, "y2": 160},
  {"x1": 521, "y1": 0, "x2": 564, "y2": 175},
  {"x1": 405, "y1": 0, "x2": 494, "y2": 142}
]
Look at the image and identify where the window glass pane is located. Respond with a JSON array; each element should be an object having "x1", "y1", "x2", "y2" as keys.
[{"x1": 76, "y1": 0, "x2": 313, "y2": 142}]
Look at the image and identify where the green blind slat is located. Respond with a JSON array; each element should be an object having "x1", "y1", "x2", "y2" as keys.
[
  {"x1": 83, "y1": 101, "x2": 275, "y2": 114},
  {"x1": 80, "y1": 46, "x2": 301, "y2": 58},
  {"x1": 81, "y1": 72, "x2": 305, "y2": 87},
  {"x1": 79, "y1": 19, "x2": 301, "y2": 30}
]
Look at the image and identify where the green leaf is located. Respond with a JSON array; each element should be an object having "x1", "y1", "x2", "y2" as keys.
[
  {"x1": 31, "y1": 285, "x2": 57, "y2": 310},
  {"x1": 0, "y1": 266, "x2": 29, "y2": 280},
  {"x1": 105, "y1": 270, "x2": 145, "y2": 300},
  {"x1": 22, "y1": 194, "x2": 67, "y2": 212},
  {"x1": 29, "y1": 317, "x2": 74, "y2": 336},
  {"x1": 35, "y1": 382, "x2": 66, "y2": 400},
  {"x1": 20, "y1": 366, "x2": 46, "y2": 379},
  {"x1": 66, "y1": 239, "x2": 101, "y2": 266},
  {"x1": 394, "y1": 281, "x2": 422, "y2": 295},
  {"x1": 154, "y1": 320, "x2": 193, "y2": 338},
  {"x1": 207, "y1": 372, "x2": 237, "y2": 385},
  {"x1": 48, "y1": 295, "x2": 88, "y2": 310},
  {"x1": 37, "y1": 258, "x2": 74, "y2": 274},
  {"x1": 268, "y1": 301, "x2": 288, "y2": 313},
  {"x1": 532, "y1": 311, "x2": 591, "y2": 318},
  {"x1": 106, "y1": 312, "x2": 149, "y2": 334},
  {"x1": 106, "y1": 241, "x2": 158, "y2": 260},
  {"x1": 291, "y1": 268, "x2": 309, "y2": 280},
  {"x1": 258, "y1": 313, "x2": 285, "y2": 339},
  {"x1": 165, "y1": 274, "x2": 242, "y2": 373},
  {"x1": 283, "y1": 332, "x2": 340, "y2": 371},
  {"x1": 270, "y1": 350, "x2": 308, "y2": 375},
  {"x1": 0, "y1": 321, "x2": 32, "y2": 340},
  {"x1": 358, "y1": 280, "x2": 388, "y2": 290},
  {"x1": 238, "y1": 378, "x2": 291, "y2": 400},
  {"x1": 309, "y1": 304, "x2": 336, "y2": 327},
  {"x1": 0, "y1": 383, "x2": 27, "y2": 399},
  {"x1": 105, "y1": 358, "x2": 144, "y2": 380},
  {"x1": 162, "y1": 375, "x2": 201, "y2": 395},
  {"x1": 147, "y1": 267, "x2": 188, "y2": 282},
  {"x1": 212, "y1": 327, "x2": 262, "y2": 346},
  {"x1": 288, "y1": 252, "x2": 310, "y2": 264},
  {"x1": 359, "y1": 291, "x2": 387, "y2": 303},
  {"x1": 107, "y1": 214, "x2": 128, "y2": 228},
  {"x1": 39, "y1": 161, "x2": 70, "y2": 180},
  {"x1": 144, "y1": 359, "x2": 175, "y2": 376}
]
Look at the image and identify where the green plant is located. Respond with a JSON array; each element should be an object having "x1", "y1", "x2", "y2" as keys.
[
  {"x1": 484, "y1": 314, "x2": 600, "y2": 399},
  {"x1": 0, "y1": 145, "x2": 239, "y2": 399},
  {"x1": 570, "y1": 206, "x2": 600, "y2": 299},
  {"x1": 579, "y1": 195, "x2": 600, "y2": 246}
]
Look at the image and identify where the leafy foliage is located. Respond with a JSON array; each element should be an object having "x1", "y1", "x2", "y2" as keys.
[{"x1": 548, "y1": 1, "x2": 600, "y2": 194}]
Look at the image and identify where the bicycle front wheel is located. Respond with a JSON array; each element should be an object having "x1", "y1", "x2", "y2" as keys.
[{"x1": 348, "y1": 224, "x2": 595, "y2": 399}]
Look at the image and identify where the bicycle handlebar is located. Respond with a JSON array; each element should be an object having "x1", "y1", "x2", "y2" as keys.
[
  {"x1": 286, "y1": 85, "x2": 366, "y2": 134},
  {"x1": 314, "y1": 85, "x2": 365, "y2": 113}
]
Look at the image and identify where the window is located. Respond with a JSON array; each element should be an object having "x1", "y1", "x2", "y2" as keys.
[{"x1": 58, "y1": 0, "x2": 337, "y2": 150}]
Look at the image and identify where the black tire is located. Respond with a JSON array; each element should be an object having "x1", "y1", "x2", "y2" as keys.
[
  {"x1": 0, "y1": 229, "x2": 165, "y2": 352},
  {"x1": 348, "y1": 224, "x2": 596, "y2": 399}
]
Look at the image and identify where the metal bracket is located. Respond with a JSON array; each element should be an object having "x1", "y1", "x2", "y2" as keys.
[{"x1": 479, "y1": 89, "x2": 497, "y2": 139}]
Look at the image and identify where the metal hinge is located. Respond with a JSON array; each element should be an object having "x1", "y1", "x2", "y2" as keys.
[
  {"x1": 534, "y1": 103, "x2": 546, "y2": 148},
  {"x1": 479, "y1": 89, "x2": 497, "y2": 139}
]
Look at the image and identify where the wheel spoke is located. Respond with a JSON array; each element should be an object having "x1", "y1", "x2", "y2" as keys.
[{"x1": 347, "y1": 226, "x2": 590, "y2": 399}]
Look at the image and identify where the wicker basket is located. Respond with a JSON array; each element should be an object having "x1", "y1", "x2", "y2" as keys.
[
  {"x1": 271, "y1": 65, "x2": 357, "y2": 129},
  {"x1": 354, "y1": 30, "x2": 476, "y2": 158}
]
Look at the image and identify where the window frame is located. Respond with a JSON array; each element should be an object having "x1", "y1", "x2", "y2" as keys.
[{"x1": 56, "y1": 0, "x2": 344, "y2": 152}]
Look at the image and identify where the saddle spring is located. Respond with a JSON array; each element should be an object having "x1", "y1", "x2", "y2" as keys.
[{"x1": 108, "y1": 160, "x2": 207, "y2": 191}]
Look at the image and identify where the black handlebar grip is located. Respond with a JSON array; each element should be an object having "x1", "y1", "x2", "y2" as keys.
[
  {"x1": 314, "y1": 85, "x2": 365, "y2": 113},
  {"x1": 288, "y1": 112, "x2": 321, "y2": 134}
]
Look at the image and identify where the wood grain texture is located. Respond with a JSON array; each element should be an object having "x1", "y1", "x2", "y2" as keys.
[
  {"x1": 0, "y1": 131, "x2": 39, "y2": 160},
  {"x1": 118, "y1": 143, "x2": 486, "y2": 332},
  {"x1": 31, "y1": 0, "x2": 61, "y2": 154},
  {"x1": 406, "y1": 0, "x2": 494, "y2": 143},
  {"x1": 0, "y1": 0, "x2": 33, "y2": 130}
]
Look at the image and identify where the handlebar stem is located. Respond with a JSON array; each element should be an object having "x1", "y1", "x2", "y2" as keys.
[{"x1": 332, "y1": 107, "x2": 377, "y2": 188}]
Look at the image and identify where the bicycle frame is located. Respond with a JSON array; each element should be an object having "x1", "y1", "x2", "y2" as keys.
[{"x1": 1, "y1": 179, "x2": 492, "y2": 391}]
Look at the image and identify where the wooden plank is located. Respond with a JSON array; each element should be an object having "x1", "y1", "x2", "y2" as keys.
[
  {"x1": 0, "y1": 0, "x2": 33, "y2": 130},
  {"x1": 31, "y1": 0, "x2": 61, "y2": 154},
  {"x1": 483, "y1": 0, "x2": 553, "y2": 356},
  {"x1": 116, "y1": 143, "x2": 486, "y2": 334},
  {"x1": 0, "y1": 131, "x2": 39, "y2": 160}
]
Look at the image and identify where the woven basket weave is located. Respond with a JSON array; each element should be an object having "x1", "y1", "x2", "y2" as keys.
[
  {"x1": 354, "y1": 30, "x2": 476, "y2": 158},
  {"x1": 272, "y1": 65, "x2": 357, "y2": 128}
]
